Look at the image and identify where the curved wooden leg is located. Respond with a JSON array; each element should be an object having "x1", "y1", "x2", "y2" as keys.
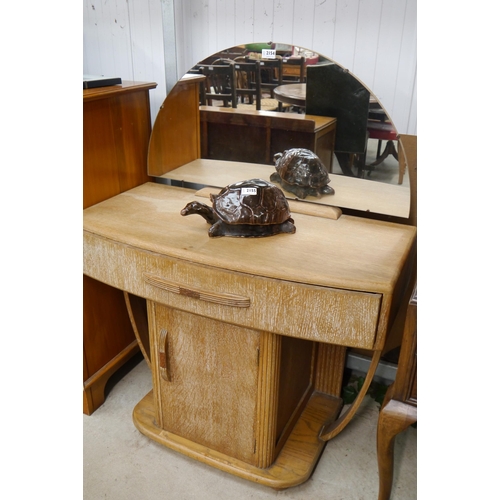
[
  {"x1": 369, "y1": 140, "x2": 399, "y2": 168},
  {"x1": 319, "y1": 350, "x2": 382, "y2": 441},
  {"x1": 124, "y1": 292, "x2": 151, "y2": 367},
  {"x1": 377, "y1": 396, "x2": 417, "y2": 500}
]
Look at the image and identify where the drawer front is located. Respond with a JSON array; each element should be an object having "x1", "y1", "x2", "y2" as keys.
[{"x1": 84, "y1": 232, "x2": 382, "y2": 349}]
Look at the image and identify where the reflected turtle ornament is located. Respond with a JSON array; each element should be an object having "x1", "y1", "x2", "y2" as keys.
[
  {"x1": 180, "y1": 178, "x2": 296, "y2": 238},
  {"x1": 271, "y1": 148, "x2": 335, "y2": 199}
]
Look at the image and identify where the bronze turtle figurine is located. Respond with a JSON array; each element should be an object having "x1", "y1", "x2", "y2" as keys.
[
  {"x1": 180, "y1": 178, "x2": 296, "y2": 238},
  {"x1": 271, "y1": 148, "x2": 335, "y2": 199}
]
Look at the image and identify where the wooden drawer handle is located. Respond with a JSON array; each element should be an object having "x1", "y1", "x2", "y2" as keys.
[
  {"x1": 144, "y1": 273, "x2": 251, "y2": 308},
  {"x1": 158, "y1": 329, "x2": 170, "y2": 381}
]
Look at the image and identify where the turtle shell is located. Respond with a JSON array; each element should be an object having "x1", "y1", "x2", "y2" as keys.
[
  {"x1": 211, "y1": 178, "x2": 292, "y2": 225},
  {"x1": 271, "y1": 148, "x2": 334, "y2": 199}
]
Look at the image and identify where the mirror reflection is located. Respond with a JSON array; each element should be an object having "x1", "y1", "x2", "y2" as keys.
[{"x1": 148, "y1": 43, "x2": 410, "y2": 219}]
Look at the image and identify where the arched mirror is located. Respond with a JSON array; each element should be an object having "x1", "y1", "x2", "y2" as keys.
[{"x1": 148, "y1": 43, "x2": 411, "y2": 221}]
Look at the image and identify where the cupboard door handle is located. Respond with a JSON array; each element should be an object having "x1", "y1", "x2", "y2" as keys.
[
  {"x1": 144, "y1": 273, "x2": 250, "y2": 308},
  {"x1": 158, "y1": 329, "x2": 170, "y2": 381}
]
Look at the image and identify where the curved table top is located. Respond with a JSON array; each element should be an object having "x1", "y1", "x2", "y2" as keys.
[
  {"x1": 273, "y1": 83, "x2": 379, "y2": 108},
  {"x1": 273, "y1": 83, "x2": 306, "y2": 107}
]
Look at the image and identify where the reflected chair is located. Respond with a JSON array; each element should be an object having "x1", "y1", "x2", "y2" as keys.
[
  {"x1": 195, "y1": 63, "x2": 237, "y2": 108},
  {"x1": 233, "y1": 59, "x2": 262, "y2": 111},
  {"x1": 246, "y1": 56, "x2": 286, "y2": 111},
  {"x1": 282, "y1": 56, "x2": 306, "y2": 83}
]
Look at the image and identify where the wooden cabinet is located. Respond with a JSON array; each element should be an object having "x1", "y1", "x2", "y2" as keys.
[
  {"x1": 377, "y1": 284, "x2": 417, "y2": 500},
  {"x1": 149, "y1": 302, "x2": 317, "y2": 469},
  {"x1": 83, "y1": 81, "x2": 157, "y2": 415},
  {"x1": 84, "y1": 182, "x2": 416, "y2": 488}
]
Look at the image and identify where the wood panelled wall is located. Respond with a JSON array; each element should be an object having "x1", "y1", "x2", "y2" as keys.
[{"x1": 83, "y1": 0, "x2": 416, "y2": 134}]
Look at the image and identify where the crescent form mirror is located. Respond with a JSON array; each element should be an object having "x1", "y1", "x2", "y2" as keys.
[{"x1": 148, "y1": 43, "x2": 411, "y2": 221}]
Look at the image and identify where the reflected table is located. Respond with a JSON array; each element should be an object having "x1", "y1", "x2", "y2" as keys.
[
  {"x1": 273, "y1": 83, "x2": 378, "y2": 109},
  {"x1": 273, "y1": 83, "x2": 306, "y2": 107}
]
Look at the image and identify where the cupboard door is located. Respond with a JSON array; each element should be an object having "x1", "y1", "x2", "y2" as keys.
[{"x1": 150, "y1": 303, "x2": 261, "y2": 465}]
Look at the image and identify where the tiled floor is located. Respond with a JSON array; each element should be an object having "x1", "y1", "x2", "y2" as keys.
[{"x1": 83, "y1": 355, "x2": 416, "y2": 500}]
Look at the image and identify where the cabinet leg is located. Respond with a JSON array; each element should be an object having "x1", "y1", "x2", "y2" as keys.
[{"x1": 377, "y1": 398, "x2": 417, "y2": 500}]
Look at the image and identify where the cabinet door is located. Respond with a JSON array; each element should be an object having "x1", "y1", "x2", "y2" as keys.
[{"x1": 150, "y1": 303, "x2": 261, "y2": 465}]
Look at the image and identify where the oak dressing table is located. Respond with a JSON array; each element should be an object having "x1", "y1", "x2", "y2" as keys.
[
  {"x1": 83, "y1": 72, "x2": 416, "y2": 489},
  {"x1": 84, "y1": 183, "x2": 415, "y2": 488}
]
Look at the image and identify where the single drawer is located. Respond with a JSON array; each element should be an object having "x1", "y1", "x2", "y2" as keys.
[
  {"x1": 84, "y1": 232, "x2": 382, "y2": 349},
  {"x1": 141, "y1": 259, "x2": 382, "y2": 349}
]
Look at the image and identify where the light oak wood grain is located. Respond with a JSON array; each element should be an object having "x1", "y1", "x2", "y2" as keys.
[
  {"x1": 83, "y1": 183, "x2": 414, "y2": 294},
  {"x1": 85, "y1": 232, "x2": 383, "y2": 349},
  {"x1": 151, "y1": 303, "x2": 261, "y2": 465},
  {"x1": 315, "y1": 343, "x2": 347, "y2": 397}
]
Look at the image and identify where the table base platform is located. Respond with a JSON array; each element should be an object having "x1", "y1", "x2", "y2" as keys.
[{"x1": 133, "y1": 390, "x2": 343, "y2": 490}]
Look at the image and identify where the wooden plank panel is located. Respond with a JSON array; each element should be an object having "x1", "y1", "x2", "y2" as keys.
[
  {"x1": 215, "y1": 0, "x2": 237, "y2": 51},
  {"x1": 392, "y1": 0, "x2": 417, "y2": 134},
  {"x1": 83, "y1": 98, "x2": 121, "y2": 208},
  {"x1": 371, "y1": 0, "x2": 408, "y2": 112},
  {"x1": 352, "y1": 0, "x2": 384, "y2": 91},
  {"x1": 83, "y1": 0, "x2": 102, "y2": 73},
  {"x1": 289, "y1": 0, "x2": 316, "y2": 50},
  {"x1": 311, "y1": 0, "x2": 337, "y2": 58},
  {"x1": 331, "y1": 0, "x2": 360, "y2": 70},
  {"x1": 252, "y1": 0, "x2": 275, "y2": 42},
  {"x1": 272, "y1": 0, "x2": 295, "y2": 44},
  {"x1": 234, "y1": 0, "x2": 259, "y2": 44}
]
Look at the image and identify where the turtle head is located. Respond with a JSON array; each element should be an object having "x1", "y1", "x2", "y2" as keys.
[{"x1": 180, "y1": 201, "x2": 217, "y2": 225}]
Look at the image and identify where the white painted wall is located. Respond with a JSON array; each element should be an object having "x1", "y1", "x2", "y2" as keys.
[{"x1": 83, "y1": 0, "x2": 417, "y2": 134}]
